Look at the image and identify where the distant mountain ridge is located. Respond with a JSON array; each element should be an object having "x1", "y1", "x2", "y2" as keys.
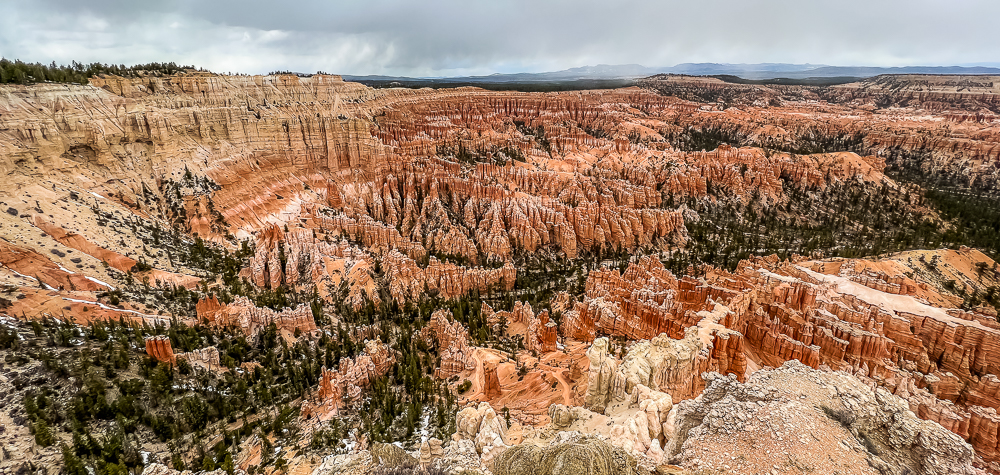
[{"x1": 344, "y1": 63, "x2": 1000, "y2": 83}]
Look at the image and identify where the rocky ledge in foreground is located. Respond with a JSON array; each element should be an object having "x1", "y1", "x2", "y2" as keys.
[{"x1": 200, "y1": 361, "x2": 978, "y2": 475}]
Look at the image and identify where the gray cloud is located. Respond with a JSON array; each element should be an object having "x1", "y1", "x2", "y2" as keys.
[{"x1": 1, "y1": 0, "x2": 997, "y2": 76}]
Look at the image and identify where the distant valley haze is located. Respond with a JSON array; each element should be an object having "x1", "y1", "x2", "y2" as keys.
[{"x1": 341, "y1": 63, "x2": 1000, "y2": 84}]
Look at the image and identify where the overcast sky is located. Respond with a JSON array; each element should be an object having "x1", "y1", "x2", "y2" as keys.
[{"x1": 1, "y1": 0, "x2": 998, "y2": 77}]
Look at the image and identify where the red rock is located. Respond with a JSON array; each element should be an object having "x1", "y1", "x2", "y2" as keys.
[
  {"x1": 483, "y1": 361, "x2": 502, "y2": 399},
  {"x1": 145, "y1": 336, "x2": 175, "y2": 364},
  {"x1": 969, "y1": 406, "x2": 1000, "y2": 461},
  {"x1": 32, "y1": 216, "x2": 137, "y2": 273},
  {"x1": 0, "y1": 241, "x2": 108, "y2": 292}
]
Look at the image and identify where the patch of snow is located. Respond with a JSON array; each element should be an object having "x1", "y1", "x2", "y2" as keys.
[
  {"x1": 62, "y1": 297, "x2": 168, "y2": 323},
  {"x1": 7, "y1": 269, "x2": 57, "y2": 289},
  {"x1": 796, "y1": 265, "x2": 995, "y2": 332},
  {"x1": 84, "y1": 276, "x2": 115, "y2": 290},
  {"x1": 7, "y1": 269, "x2": 33, "y2": 280},
  {"x1": 418, "y1": 411, "x2": 432, "y2": 443},
  {"x1": 757, "y1": 268, "x2": 798, "y2": 283}
]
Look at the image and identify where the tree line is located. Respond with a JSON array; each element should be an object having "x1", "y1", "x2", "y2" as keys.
[{"x1": 0, "y1": 59, "x2": 197, "y2": 85}]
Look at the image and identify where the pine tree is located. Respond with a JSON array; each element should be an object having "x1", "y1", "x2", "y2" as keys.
[
  {"x1": 62, "y1": 444, "x2": 88, "y2": 475},
  {"x1": 202, "y1": 454, "x2": 216, "y2": 471},
  {"x1": 34, "y1": 419, "x2": 55, "y2": 447},
  {"x1": 222, "y1": 453, "x2": 235, "y2": 475}
]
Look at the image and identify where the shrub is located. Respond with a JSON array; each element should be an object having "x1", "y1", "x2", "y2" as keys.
[
  {"x1": 860, "y1": 432, "x2": 880, "y2": 456},
  {"x1": 33, "y1": 420, "x2": 55, "y2": 447},
  {"x1": 821, "y1": 405, "x2": 855, "y2": 427},
  {"x1": 131, "y1": 260, "x2": 153, "y2": 273}
]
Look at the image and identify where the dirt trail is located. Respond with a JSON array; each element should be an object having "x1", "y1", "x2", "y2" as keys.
[
  {"x1": 470, "y1": 350, "x2": 485, "y2": 398},
  {"x1": 551, "y1": 368, "x2": 572, "y2": 406}
]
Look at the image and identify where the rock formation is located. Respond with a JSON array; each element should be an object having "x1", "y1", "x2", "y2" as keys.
[
  {"x1": 145, "y1": 335, "x2": 221, "y2": 371},
  {"x1": 583, "y1": 337, "x2": 618, "y2": 412},
  {"x1": 418, "y1": 438, "x2": 445, "y2": 468},
  {"x1": 455, "y1": 402, "x2": 510, "y2": 468},
  {"x1": 369, "y1": 443, "x2": 418, "y2": 468},
  {"x1": 559, "y1": 248, "x2": 1000, "y2": 467},
  {"x1": 6, "y1": 71, "x2": 1000, "y2": 471},
  {"x1": 144, "y1": 335, "x2": 175, "y2": 364},
  {"x1": 383, "y1": 250, "x2": 516, "y2": 305},
  {"x1": 141, "y1": 463, "x2": 246, "y2": 475},
  {"x1": 178, "y1": 346, "x2": 221, "y2": 370},
  {"x1": 420, "y1": 309, "x2": 476, "y2": 379},
  {"x1": 312, "y1": 364, "x2": 987, "y2": 475},
  {"x1": 317, "y1": 339, "x2": 394, "y2": 409},
  {"x1": 478, "y1": 361, "x2": 502, "y2": 400},
  {"x1": 667, "y1": 361, "x2": 981, "y2": 475},
  {"x1": 196, "y1": 295, "x2": 316, "y2": 340},
  {"x1": 639, "y1": 74, "x2": 1000, "y2": 190}
]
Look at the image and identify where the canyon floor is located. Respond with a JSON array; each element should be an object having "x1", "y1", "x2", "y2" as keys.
[{"x1": 2, "y1": 71, "x2": 1000, "y2": 475}]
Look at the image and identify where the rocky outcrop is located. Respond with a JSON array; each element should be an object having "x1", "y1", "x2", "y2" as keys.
[
  {"x1": 488, "y1": 301, "x2": 558, "y2": 354},
  {"x1": 317, "y1": 339, "x2": 394, "y2": 409},
  {"x1": 146, "y1": 336, "x2": 222, "y2": 370},
  {"x1": 562, "y1": 248, "x2": 1000, "y2": 466},
  {"x1": 667, "y1": 361, "x2": 982, "y2": 475},
  {"x1": 418, "y1": 438, "x2": 445, "y2": 468},
  {"x1": 244, "y1": 224, "x2": 380, "y2": 310},
  {"x1": 383, "y1": 250, "x2": 515, "y2": 304},
  {"x1": 570, "y1": 257, "x2": 686, "y2": 341},
  {"x1": 369, "y1": 443, "x2": 418, "y2": 468},
  {"x1": 547, "y1": 404, "x2": 593, "y2": 429},
  {"x1": 583, "y1": 323, "x2": 744, "y2": 412},
  {"x1": 141, "y1": 463, "x2": 246, "y2": 475},
  {"x1": 315, "y1": 439, "x2": 483, "y2": 475},
  {"x1": 583, "y1": 337, "x2": 619, "y2": 412},
  {"x1": 639, "y1": 74, "x2": 1000, "y2": 190},
  {"x1": 421, "y1": 309, "x2": 476, "y2": 379},
  {"x1": 483, "y1": 361, "x2": 503, "y2": 399},
  {"x1": 196, "y1": 295, "x2": 316, "y2": 340},
  {"x1": 144, "y1": 335, "x2": 175, "y2": 364},
  {"x1": 178, "y1": 346, "x2": 221, "y2": 370},
  {"x1": 455, "y1": 402, "x2": 510, "y2": 468}
]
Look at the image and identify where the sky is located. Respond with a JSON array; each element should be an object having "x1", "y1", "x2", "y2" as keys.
[{"x1": 1, "y1": 0, "x2": 998, "y2": 77}]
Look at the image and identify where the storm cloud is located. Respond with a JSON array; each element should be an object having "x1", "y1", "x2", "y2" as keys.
[{"x1": 1, "y1": 0, "x2": 997, "y2": 76}]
